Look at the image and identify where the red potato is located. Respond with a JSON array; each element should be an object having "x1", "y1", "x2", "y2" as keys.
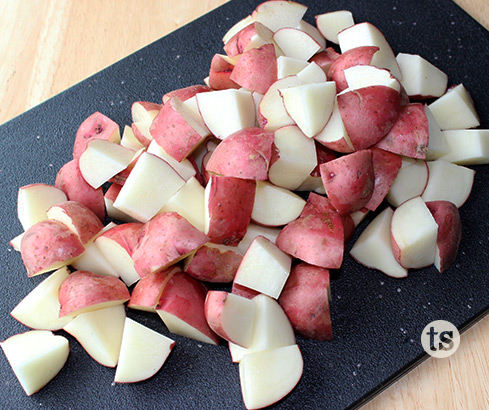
[
  {"x1": 204, "y1": 291, "x2": 256, "y2": 347},
  {"x1": 337, "y1": 85, "x2": 402, "y2": 150},
  {"x1": 132, "y1": 212, "x2": 210, "y2": 278},
  {"x1": 109, "y1": 148, "x2": 144, "y2": 186},
  {"x1": 58, "y1": 270, "x2": 130, "y2": 317},
  {"x1": 231, "y1": 281, "x2": 261, "y2": 300},
  {"x1": 364, "y1": 148, "x2": 402, "y2": 212},
  {"x1": 46, "y1": 200, "x2": 104, "y2": 244},
  {"x1": 150, "y1": 96, "x2": 209, "y2": 162},
  {"x1": 162, "y1": 84, "x2": 212, "y2": 104},
  {"x1": 319, "y1": 150, "x2": 375, "y2": 215},
  {"x1": 426, "y1": 200, "x2": 462, "y2": 273},
  {"x1": 205, "y1": 175, "x2": 256, "y2": 245},
  {"x1": 328, "y1": 46, "x2": 379, "y2": 92},
  {"x1": 55, "y1": 159, "x2": 106, "y2": 221},
  {"x1": 128, "y1": 266, "x2": 181, "y2": 312},
  {"x1": 309, "y1": 47, "x2": 340, "y2": 75},
  {"x1": 72, "y1": 112, "x2": 120, "y2": 160},
  {"x1": 156, "y1": 271, "x2": 220, "y2": 345},
  {"x1": 104, "y1": 183, "x2": 137, "y2": 222},
  {"x1": 375, "y1": 103, "x2": 429, "y2": 159},
  {"x1": 275, "y1": 211, "x2": 344, "y2": 269},
  {"x1": 229, "y1": 44, "x2": 278, "y2": 94},
  {"x1": 184, "y1": 244, "x2": 243, "y2": 283},
  {"x1": 208, "y1": 54, "x2": 240, "y2": 90},
  {"x1": 130, "y1": 122, "x2": 152, "y2": 148},
  {"x1": 20, "y1": 220, "x2": 85, "y2": 277},
  {"x1": 223, "y1": 21, "x2": 274, "y2": 57},
  {"x1": 279, "y1": 263, "x2": 332, "y2": 340},
  {"x1": 302, "y1": 192, "x2": 355, "y2": 243},
  {"x1": 205, "y1": 127, "x2": 275, "y2": 181}
]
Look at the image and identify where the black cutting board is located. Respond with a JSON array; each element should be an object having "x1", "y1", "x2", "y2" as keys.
[{"x1": 1, "y1": 1, "x2": 488, "y2": 409}]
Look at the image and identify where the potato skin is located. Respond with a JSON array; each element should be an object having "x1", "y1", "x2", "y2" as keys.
[
  {"x1": 278, "y1": 263, "x2": 332, "y2": 340},
  {"x1": 58, "y1": 270, "x2": 130, "y2": 317},
  {"x1": 337, "y1": 85, "x2": 401, "y2": 150},
  {"x1": 21, "y1": 220, "x2": 85, "y2": 277}
]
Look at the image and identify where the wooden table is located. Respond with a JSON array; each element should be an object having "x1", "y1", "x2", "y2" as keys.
[{"x1": 1, "y1": 1, "x2": 488, "y2": 409}]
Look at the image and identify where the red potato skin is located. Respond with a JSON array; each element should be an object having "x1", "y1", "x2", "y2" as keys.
[
  {"x1": 58, "y1": 270, "x2": 130, "y2": 317},
  {"x1": 328, "y1": 46, "x2": 379, "y2": 92},
  {"x1": 162, "y1": 84, "x2": 212, "y2": 104},
  {"x1": 374, "y1": 103, "x2": 429, "y2": 159},
  {"x1": 426, "y1": 201, "x2": 462, "y2": 273},
  {"x1": 302, "y1": 192, "x2": 355, "y2": 243},
  {"x1": 337, "y1": 86, "x2": 402, "y2": 151},
  {"x1": 184, "y1": 244, "x2": 243, "y2": 283},
  {"x1": 203, "y1": 290, "x2": 230, "y2": 341},
  {"x1": 224, "y1": 22, "x2": 264, "y2": 57},
  {"x1": 72, "y1": 112, "x2": 119, "y2": 160},
  {"x1": 20, "y1": 220, "x2": 85, "y2": 277},
  {"x1": 104, "y1": 182, "x2": 122, "y2": 203},
  {"x1": 208, "y1": 54, "x2": 240, "y2": 90},
  {"x1": 206, "y1": 175, "x2": 256, "y2": 246},
  {"x1": 132, "y1": 212, "x2": 210, "y2": 278},
  {"x1": 205, "y1": 127, "x2": 275, "y2": 181},
  {"x1": 132, "y1": 101, "x2": 162, "y2": 115},
  {"x1": 97, "y1": 222, "x2": 144, "y2": 256},
  {"x1": 230, "y1": 44, "x2": 278, "y2": 94},
  {"x1": 150, "y1": 97, "x2": 206, "y2": 162},
  {"x1": 231, "y1": 281, "x2": 260, "y2": 299},
  {"x1": 276, "y1": 212, "x2": 344, "y2": 269},
  {"x1": 309, "y1": 47, "x2": 340, "y2": 75},
  {"x1": 364, "y1": 148, "x2": 402, "y2": 212},
  {"x1": 278, "y1": 263, "x2": 332, "y2": 340},
  {"x1": 55, "y1": 159, "x2": 106, "y2": 221},
  {"x1": 320, "y1": 150, "x2": 375, "y2": 215},
  {"x1": 128, "y1": 266, "x2": 181, "y2": 311},
  {"x1": 131, "y1": 122, "x2": 152, "y2": 148},
  {"x1": 47, "y1": 200, "x2": 104, "y2": 244},
  {"x1": 156, "y1": 271, "x2": 220, "y2": 345}
]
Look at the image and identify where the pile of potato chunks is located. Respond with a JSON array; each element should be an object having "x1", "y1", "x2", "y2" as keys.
[{"x1": 3, "y1": 1, "x2": 489, "y2": 408}]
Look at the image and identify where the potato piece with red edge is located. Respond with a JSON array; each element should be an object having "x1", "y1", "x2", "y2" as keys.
[
  {"x1": 17, "y1": 184, "x2": 68, "y2": 231},
  {"x1": 205, "y1": 127, "x2": 275, "y2": 181},
  {"x1": 208, "y1": 54, "x2": 240, "y2": 90},
  {"x1": 375, "y1": 103, "x2": 429, "y2": 159},
  {"x1": 224, "y1": 21, "x2": 274, "y2": 57},
  {"x1": 230, "y1": 44, "x2": 278, "y2": 94},
  {"x1": 184, "y1": 243, "x2": 243, "y2": 283},
  {"x1": 95, "y1": 222, "x2": 143, "y2": 286},
  {"x1": 58, "y1": 270, "x2": 130, "y2": 317},
  {"x1": 309, "y1": 47, "x2": 340, "y2": 74},
  {"x1": 426, "y1": 200, "x2": 462, "y2": 273},
  {"x1": 128, "y1": 266, "x2": 181, "y2": 312},
  {"x1": 302, "y1": 192, "x2": 355, "y2": 243},
  {"x1": 328, "y1": 46, "x2": 379, "y2": 92},
  {"x1": 364, "y1": 148, "x2": 402, "y2": 212},
  {"x1": 55, "y1": 159, "x2": 105, "y2": 222},
  {"x1": 279, "y1": 263, "x2": 332, "y2": 340},
  {"x1": 132, "y1": 212, "x2": 209, "y2": 278},
  {"x1": 156, "y1": 271, "x2": 220, "y2": 345},
  {"x1": 20, "y1": 220, "x2": 85, "y2": 277},
  {"x1": 150, "y1": 96, "x2": 209, "y2": 162},
  {"x1": 232, "y1": 282, "x2": 261, "y2": 300},
  {"x1": 276, "y1": 208, "x2": 344, "y2": 269},
  {"x1": 72, "y1": 112, "x2": 120, "y2": 160},
  {"x1": 131, "y1": 102, "x2": 161, "y2": 148},
  {"x1": 320, "y1": 149, "x2": 375, "y2": 215},
  {"x1": 46, "y1": 201, "x2": 103, "y2": 244},
  {"x1": 204, "y1": 291, "x2": 257, "y2": 347},
  {"x1": 337, "y1": 85, "x2": 402, "y2": 151},
  {"x1": 205, "y1": 175, "x2": 255, "y2": 246},
  {"x1": 162, "y1": 84, "x2": 212, "y2": 104},
  {"x1": 104, "y1": 183, "x2": 136, "y2": 223},
  {"x1": 109, "y1": 148, "x2": 144, "y2": 186}
]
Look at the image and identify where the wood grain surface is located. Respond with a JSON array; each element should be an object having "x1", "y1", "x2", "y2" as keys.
[{"x1": 1, "y1": 1, "x2": 489, "y2": 409}]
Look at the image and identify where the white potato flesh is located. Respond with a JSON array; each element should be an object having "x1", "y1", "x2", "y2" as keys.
[
  {"x1": 343, "y1": 65, "x2": 401, "y2": 92},
  {"x1": 234, "y1": 236, "x2": 291, "y2": 299},
  {"x1": 273, "y1": 27, "x2": 322, "y2": 61},
  {"x1": 439, "y1": 129, "x2": 489, "y2": 165},
  {"x1": 239, "y1": 344, "x2": 303, "y2": 410},
  {"x1": 113, "y1": 152, "x2": 185, "y2": 223},
  {"x1": 386, "y1": 158, "x2": 429, "y2": 207},
  {"x1": 237, "y1": 223, "x2": 281, "y2": 254},
  {"x1": 315, "y1": 10, "x2": 354, "y2": 44},
  {"x1": 120, "y1": 125, "x2": 145, "y2": 151},
  {"x1": 10, "y1": 267, "x2": 72, "y2": 331},
  {"x1": 350, "y1": 207, "x2": 408, "y2": 278},
  {"x1": 147, "y1": 140, "x2": 197, "y2": 181},
  {"x1": 391, "y1": 196, "x2": 438, "y2": 269},
  {"x1": 252, "y1": 1, "x2": 307, "y2": 32},
  {"x1": 63, "y1": 305, "x2": 126, "y2": 368},
  {"x1": 276, "y1": 56, "x2": 309, "y2": 79},
  {"x1": 71, "y1": 241, "x2": 120, "y2": 278},
  {"x1": 219, "y1": 293, "x2": 257, "y2": 348},
  {"x1": 156, "y1": 310, "x2": 218, "y2": 345},
  {"x1": 114, "y1": 318, "x2": 174, "y2": 383},
  {"x1": 1, "y1": 330, "x2": 69, "y2": 396},
  {"x1": 296, "y1": 61, "x2": 327, "y2": 84},
  {"x1": 425, "y1": 105, "x2": 450, "y2": 160}
]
